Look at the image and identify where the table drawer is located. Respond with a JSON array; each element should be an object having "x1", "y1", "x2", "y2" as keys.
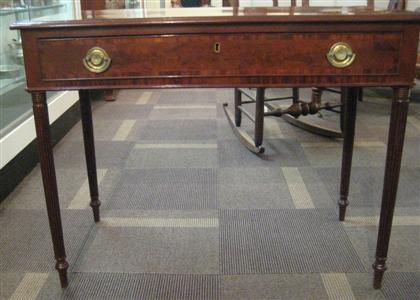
[{"x1": 38, "y1": 32, "x2": 402, "y2": 81}]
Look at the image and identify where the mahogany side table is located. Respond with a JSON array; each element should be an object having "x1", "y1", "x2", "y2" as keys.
[{"x1": 11, "y1": 6, "x2": 420, "y2": 290}]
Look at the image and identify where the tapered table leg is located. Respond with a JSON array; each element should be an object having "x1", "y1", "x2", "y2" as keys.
[
  {"x1": 254, "y1": 88, "x2": 265, "y2": 147},
  {"x1": 234, "y1": 88, "x2": 242, "y2": 127},
  {"x1": 32, "y1": 92, "x2": 69, "y2": 288},
  {"x1": 373, "y1": 87, "x2": 410, "y2": 289},
  {"x1": 79, "y1": 90, "x2": 101, "y2": 222},
  {"x1": 339, "y1": 87, "x2": 358, "y2": 221}
]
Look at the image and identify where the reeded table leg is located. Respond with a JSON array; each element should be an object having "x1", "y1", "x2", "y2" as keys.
[
  {"x1": 79, "y1": 90, "x2": 101, "y2": 222},
  {"x1": 373, "y1": 86, "x2": 410, "y2": 289},
  {"x1": 339, "y1": 87, "x2": 358, "y2": 221},
  {"x1": 32, "y1": 92, "x2": 69, "y2": 288}
]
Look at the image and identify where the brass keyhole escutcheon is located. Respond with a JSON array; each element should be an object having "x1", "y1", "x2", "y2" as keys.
[
  {"x1": 326, "y1": 42, "x2": 356, "y2": 68},
  {"x1": 214, "y1": 42, "x2": 221, "y2": 53},
  {"x1": 83, "y1": 47, "x2": 112, "y2": 73}
]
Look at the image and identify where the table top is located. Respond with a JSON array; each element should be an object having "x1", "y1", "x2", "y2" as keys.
[{"x1": 11, "y1": 6, "x2": 420, "y2": 29}]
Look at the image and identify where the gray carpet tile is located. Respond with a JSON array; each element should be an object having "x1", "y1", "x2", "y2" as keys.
[
  {"x1": 130, "y1": 119, "x2": 217, "y2": 141},
  {"x1": 3, "y1": 167, "x2": 119, "y2": 211},
  {"x1": 220, "y1": 209, "x2": 365, "y2": 274},
  {"x1": 102, "y1": 209, "x2": 219, "y2": 219},
  {"x1": 221, "y1": 274, "x2": 329, "y2": 300},
  {"x1": 74, "y1": 227, "x2": 219, "y2": 274},
  {"x1": 277, "y1": 120, "x2": 340, "y2": 143},
  {"x1": 218, "y1": 184, "x2": 294, "y2": 209},
  {"x1": 0, "y1": 209, "x2": 92, "y2": 272},
  {"x1": 302, "y1": 143, "x2": 388, "y2": 168},
  {"x1": 346, "y1": 273, "x2": 387, "y2": 300},
  {"x1": 348, "y1": 207, "x2": 420, "y2": 217},
  {"x1": 124, "y1": 144, "x2": 218, "y2": 169},
  {"x1": 152, "y1": 89, "x2": 217, "y2": 106},
  {"x1": 216, "y1": 103, "x2": 226, "y2": 120},
  {"x1": 54, "y1": 141, "x2": 134, "y2": 169},
  {"x1": 91, "y1": 103, "x2": 153, "y2": 120},
  {"x1": 65, "y1": 119, "x2": 131, "y2": 142},
  {"x1": 217, "y1": 119, "x2": 239, "y2": 140},
  {"x1": 217, "y1": 116, "x2": 286, "y2": 140},
  {"x1": 218, "y1": 139, "x2": 309, "y2": 168},
  {"x1": 401, "y1": 137, "x2": 420, "y2": 168},
  {"x1": 37, "y1": 273, "x2": 220, "y2": 300},
  {"x1": 4, "y1": 167, "x2": 86, "y2": 210},
  {"x1": 106, "y1": 169, "x2": 217, "y2": 210},
  {"x1": 117, "y1": 89, "x2": 157, "y2": 104},
  {"x1": 382, "y1": 272, "x2": 420, "y2": 299},
  {"x1": 217, "y1": 167, "x2": 294, "y2": 209},
  {"x1": 90, "y1": 168, "x2": 123, "y2": 209},
  {"x1": 218, "y1": 167, "x2": 285, "y2": 186},
  {"x1": 0, "y1": 272, "x2": 27, "y2": 299},
  {"x1": 149, "y1": 106, "x2": 217, "y2": 121},
  {"x1": 294, "y1": 167, "x2": 335, "y2": 208},
  {"x1": 317, "y1": 167, "x2": 420, "y2": 208},
  {"x1": 344, "y1": 226, "x2": 420, "y2": 272},
  {"x1": 214, "y1": 88, "x2": 234, "y2": 103}
]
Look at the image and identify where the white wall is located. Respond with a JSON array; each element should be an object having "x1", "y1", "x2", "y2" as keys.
[{"x1": 0, "y1": 91, "x2": 79, "y2": 169}]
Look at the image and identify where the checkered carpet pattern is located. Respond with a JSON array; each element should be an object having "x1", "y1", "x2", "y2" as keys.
[{"x1": 1, "y1": 88, "x2": 419, "y2": 299}]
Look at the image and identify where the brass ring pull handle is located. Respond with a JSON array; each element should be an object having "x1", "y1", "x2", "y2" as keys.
[
  {"x1": 326, "y1": 42, "x2": 356, "y2": 68},
  {"x1": 83, "y1": 47, "x2": 111, "y2": 73}
]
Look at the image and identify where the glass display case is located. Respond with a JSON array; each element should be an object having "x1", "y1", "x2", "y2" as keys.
[{"x1": 0, "y1": 0, "x2": 77, "y2": 136}]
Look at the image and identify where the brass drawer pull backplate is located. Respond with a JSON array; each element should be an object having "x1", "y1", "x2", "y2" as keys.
[
  {"x1": 83, "y1": 47, "x2": 111, "y2": 73},
  {"x1": 327, "y1": 42, "x2": 356, "y2": 68}
]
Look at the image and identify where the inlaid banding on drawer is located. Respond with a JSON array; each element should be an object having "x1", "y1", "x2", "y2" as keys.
[{"x1": 38, "y1": 32, "x2": 402, "y2": 81}]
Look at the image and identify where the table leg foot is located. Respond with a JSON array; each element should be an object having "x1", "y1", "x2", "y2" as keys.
[
  {"x1": 90, "y1": 196, "x2": 101, "y2": 223},
  {"x1": 56, "y1": 258, "x2": 69, "y2": 288},
  {"x1": 373, "y1": 257, "x2": 387, "y2": 289},
  {"x1": 338, "y1": 199, "x2": 348, "y2": 221}
]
